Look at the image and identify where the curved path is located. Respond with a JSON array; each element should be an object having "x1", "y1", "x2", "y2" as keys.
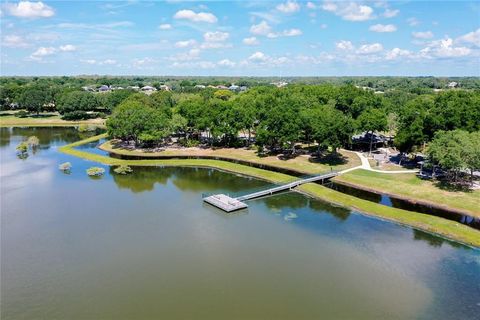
[{"x1": 344, "y1": 151, "x2": 419, "y2": 174}]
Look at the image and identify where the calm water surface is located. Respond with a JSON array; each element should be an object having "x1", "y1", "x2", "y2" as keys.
[{"x1": 1, "y1": 127, "x2": 479, "y2": 320}]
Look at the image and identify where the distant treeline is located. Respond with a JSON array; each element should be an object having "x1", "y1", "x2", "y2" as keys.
[{"x1": 1, "y1": 76, "x2": 480, "y2": 92}]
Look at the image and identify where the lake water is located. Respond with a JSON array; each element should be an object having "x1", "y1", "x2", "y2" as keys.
[{"x1": 1, "y1": 127, "x2": 479, "y2": 320}]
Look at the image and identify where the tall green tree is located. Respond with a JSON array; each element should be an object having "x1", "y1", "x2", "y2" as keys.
[
  {"x1": 18, "y1": 86, "x2": 49, "y2": 114},
  {"x1": 357, "y1": 108, "x2": 387, "y2": 154}
]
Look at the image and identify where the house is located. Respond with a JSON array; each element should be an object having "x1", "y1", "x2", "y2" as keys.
[
  {"x1": 239, "y1": 86, "x2": 247, "y2": 92},
  {"x1": 228, "y1": 84, "x2": 240, "y2": 92},
  {"x1": 82, "y1": 86, "x2": 96, "y2": 92},
  {"x1": 216, "y1": 85, "x2": 228, "y2": 89},
  {"x1": 141, "y1": 85, "x2": 157, "y2": 92},
  {"x1": 127, "y1": 85, "x2": 140, "y2": 91},
  {"x1": 195, "y1": 85, "x2": 206, "y2": 89},
  {"x1": 448, "y1": 81, "x2": 458, "y2": 88},
  {"x1": 98, "y1": 85, "x2": 111, "y2": 92},
  {"x1": 159, "y1": 85, "x2": 171, "y2": 91},
  {"x1": 270, "y1": 81, "x2": 288, "y2": 88}
]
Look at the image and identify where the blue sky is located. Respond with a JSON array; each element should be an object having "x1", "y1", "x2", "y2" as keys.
[{"x1": 1, "y1": 0, "x2": 479, "y2": 76}]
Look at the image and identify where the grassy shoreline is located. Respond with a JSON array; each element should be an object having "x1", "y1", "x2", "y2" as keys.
[
  {"x1": 0, "y1": 112, "x2": 105, "y2": 127},
  {"x1": 334, "y1": 170, "x2": 480, "y2": 218},
  {"x1": 99, "y1": 139, "x2": 361, "y2": 175},
  {"x1": 59, "y1": 134, "x2": 480, "y2": 248}
]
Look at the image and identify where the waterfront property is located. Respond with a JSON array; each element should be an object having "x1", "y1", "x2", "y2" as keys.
[
  {"x1": 1, "y1": 126, "x2": 479, "y2": 320},
  {"x1": 204, "y1": 171, "x2": 339, "y2": 212}
]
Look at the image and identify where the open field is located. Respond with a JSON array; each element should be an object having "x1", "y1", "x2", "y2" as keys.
[
  {"x1": 0, "y1": 111, "x2": 105, "y2": 127},
  {"x1": 334, "y1": 169, "x2": 480, "y2": 218},
  {"x1": 100, "y1": 140, "x2": 362, "y2": 174},
  {"x1": 59, "y1": 134, "x2": 480, "y2": 248}
]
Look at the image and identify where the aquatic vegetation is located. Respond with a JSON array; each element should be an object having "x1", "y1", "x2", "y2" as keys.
[
  {"x1": 16, "y1": 141, "x2": 28, "y2": 154},
  {"x1": 114, "y1": 165, "x2": 133, "y2": 175},
  {"x1": 58, "y1": 162, "x2": 72, "y2": 173},
  {"x1": 86, "y1": 166, "x2": 105, "y2": 177},
  {"x1": 284, "y1": 212, "x2": 298, "y2": 221},
  {"x1": 78, "y1": 124, "x2": 98, "y2": 132},
  {"x1": 27, "y1": 136, "x2": 40, "y2": 148}
]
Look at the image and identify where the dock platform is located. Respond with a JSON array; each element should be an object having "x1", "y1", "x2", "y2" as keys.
[
  {"x1": 203, "y1": 171, "x2": 338, "y2": 212},
  {"x1": 203, "y1": 194, "x2": 248, "y2": 212}
]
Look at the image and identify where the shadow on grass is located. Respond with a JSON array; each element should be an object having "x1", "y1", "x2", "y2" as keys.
[
  {"x1": 308, "y1": 152, "x2": 348, "y2": 166},
  {"x1": 434, "y1": 180, "x2": 474, "y2": 193}
]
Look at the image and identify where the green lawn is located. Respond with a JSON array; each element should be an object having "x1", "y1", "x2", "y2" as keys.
[
  {"x1": 334, "y1": 169, "x2": 480, "y2": 217},
  {"x1": 0, "y1": 111, "x2": 105, "y2": 127},
  {"x1": 59, "y1": 134, "x2": 480, "y2": 248},
  {"x1": 100, "y1": 139, "x2": 361, "y2": 174}
]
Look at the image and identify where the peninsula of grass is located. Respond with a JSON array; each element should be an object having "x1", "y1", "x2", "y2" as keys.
[
  {"x1": 0, "y1": 111, "x2": 105, "y2": 127},
  {"x1": 59, "y1": 134, "x2": 480, "y2": 248},
  {"x1": 334, "y1": 169, "x2": 480, "y2": 218},
  {"x1": 100, "y1": 139, "x2": 361, "y2": 175}
]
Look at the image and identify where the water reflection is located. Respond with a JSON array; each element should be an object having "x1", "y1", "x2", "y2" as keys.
[
  {"x1": 328, "y1": 182, "x2": 480, "y2": 230},
  {"x1": 111, "y1": 166, "x2": 268, "y2": 194},
  {"x1": 412, "y1": 229, "x2": 464, "y2": 249}
]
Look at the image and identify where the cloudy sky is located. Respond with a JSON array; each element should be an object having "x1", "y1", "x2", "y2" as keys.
[{"x1": 1, "y1": 0, "x2": 479, "y2": 76}]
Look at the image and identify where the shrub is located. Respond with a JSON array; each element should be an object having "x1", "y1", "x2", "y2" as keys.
[
  {"x1": 27, "y1": 136, "x2": 40, "y2": 148},
  {"x1": 58, "y1": 162, "x2": 72, "y2": 172},
  {"x1": 113, "y1": 165, "x2": 133, "y2": 175},
  {"x1": 78, "y1": 124, "x2": 97, "y2": 132},
  {"x1": 15, "y1": 110, "x2": 29, "y2": 118},
  {"x1": 179, "y1": 138, "x2": 200, "y2": 147},
  {"x1": 16, "y1": 141, "x2": 28, "y2": 153},
  {"x1": 86, "y1": 166, "x2": 105, "y2": 177},
  {"x1": 62, "y1": 111, "x2": 90, "y2": 120}
]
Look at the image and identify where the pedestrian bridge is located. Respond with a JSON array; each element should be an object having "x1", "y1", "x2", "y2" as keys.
[{"x1": 203, "y1": 171, "x2": 338, "y2": 212}]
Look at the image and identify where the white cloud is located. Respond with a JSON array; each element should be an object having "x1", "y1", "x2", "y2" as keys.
[
  {"x1": 267, "y1": 28, "x2": 302, "y2": 38},
  {"x1": 246, "y1": 51, "x2": 290, "y2": 66},
  {"x1": 203, "y1": 31, "x2": 229, "y2": 42},
  {"x1": 335, "y1": 40, "x2": 354, "y2": 51},
  {"x1": 250, "y1": 20, "x2": 301, "y2": 38},
  {"x1": 281, "y1": 28, "x2": 302, "y2": 36},
  {"x1": 357, "y1": 43, "x2": 383, "y2": 54},
  {"x1": 171, "y1": 60, "x2": 216, "y2": 69},
  {"x1": 385, "y1": 48, "x2": 412, "y2": 60},
  {"x1": 243, "y1": 37, "x2": 259, "y2": 45},
  {"x1": 412, "y1": 31, "x2": 434, "y2": 39},
  {"x1": 306, "y1": 2, "x2": 316, "y2": 10},
  {"x1": 102, "y1": 59, "x2": 117, "y2": 65},
  {"x1": 173, "y1": 9, "x2": 217, "y2": 23},
  {"x1": 420, "y1": 38, "x2": 471, "y2": 58},
  {"x1": 80, "y1": 59, "x2": 117, "y2": 65},
  {"x1": 132, "y1": 57, "x2": 157, "y2": 69},
  {"x1": 169, "y1": 49, "x2": 201, "y2": 62},
  {"x1": 248, "y1": 51, "x2": 268, "y2": 62},
  {"x1": 322, "y1": 1, "x2": 374, "y2": 21},
  {"x1": 369, "y1": 24, "x2": 396, "y2": 32},
  {"x1": 30, "y1": 46, "x2": 56, "y2": 60},
  {"x1": 217, "y1": 59, "x2": 236, "y2": 67},
  {"x1": 81, "y1": 59, "x2": 97, "y2": 65},
  {"x1": 456, "y1": 28, "x2": 480, "y2": 47},
  {"x1": 175, "y1": 39, "x2": 197, "y2": 48},
  {"x1": 276, "y1": 1, "x2": 300, "y2": 13},
  {"x1": 407, "y1": 17, "x2": 420, "y2": 26},
  {"x1": 59, "y1": 44, "x2": 76, "y2": 52},
  {"x1": 2, "y1": 35, "x2": 29, "y2": 48},
  {"x1": 3, "y1": 1, "x2": 54, "y2": 18},
  {"x1": 383, "y1": 8, "x2": 399, "y2": 18},
  {"x1": 250, "y1": 20, "x2": 272, "y2": 36},
  {"x1": 159, "y1": 23, "x2": 172, "y2": 30}
]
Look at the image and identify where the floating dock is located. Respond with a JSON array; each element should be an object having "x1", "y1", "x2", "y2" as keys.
[
  {"x1": 203, "y1": 171, "x2": 338, "y2": 212},
  {"x1": 203, "y1": 194, "x2": 248, "y2": 212}
]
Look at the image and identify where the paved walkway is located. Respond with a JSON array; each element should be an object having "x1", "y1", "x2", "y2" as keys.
[
  {"x1": 338, "y1": 150, "x2": 419, "y2": 175},
  {"x1": 353, "y1": 152, "x2": 419, "y2": 174}
]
